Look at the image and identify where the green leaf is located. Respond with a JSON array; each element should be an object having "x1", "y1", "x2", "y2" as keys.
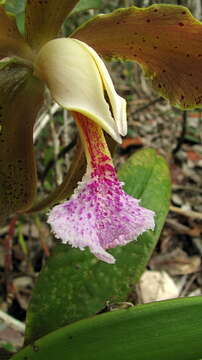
[
  {"x1": 73, "y1": 4, "x2": 202, "y2": 109},
  {"x1": 24, "y1": 148, "x2": 171, "y2": 344},
  {"x1": 0, "y1": 61, "x2": 44, "y2": 224},
  {"x1": 118, "y1": 148, "x2": 171, "y2": 283},
  {"x1": 71, "y1": 0, "x2": 102, "y2": 14},
  {"x1": 12, "y1": 296, "x2": 202, "y2": 360},
  {"x1": 15, "y1": 10, "x2": 25, "y2": 35}
]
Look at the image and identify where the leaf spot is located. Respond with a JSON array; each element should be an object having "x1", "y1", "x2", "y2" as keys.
[{"x1": 32, "y1": 344, "x2": 39, "y2": 352}]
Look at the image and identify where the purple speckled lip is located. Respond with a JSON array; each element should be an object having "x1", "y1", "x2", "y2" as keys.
[{"x1": 47, "y1": 113, "x2": 155, "y2": 264}]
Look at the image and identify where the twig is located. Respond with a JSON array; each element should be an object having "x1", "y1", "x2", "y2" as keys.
[
  {"x1": 0, "y1": 310, "x2": 25, "y2": 334},
  {"x1": 63, "y1": 109, "x2": 70, "y2": 162},
  {"x1": 133, "y1": 96, "x2": 162, "y2": 115},
  {"x1": 124, "y1": 0, "x2": 130, "y2": 7},
  {"x1": 0, "y1": 225, "x2": 9, "y2": 236},
  {"x1": 179, "y1": 273, "x2": 198, "y2": 297},
  {"x1": 4, "y1": 217, "x2": 17, "y2": 274},
  {"x1": 166, "y1": 218, "x2": 192, "y2": 235},
  {"x1": 35, "y1": 217, "x2": 50, "y2": 257},
  {"x1": 172, "y1": 184, "x2": 202, "y2": 194},
  {"x1": 33, "y1": 103, "x2": 60, "y2": 143},
  {"x1": 173, "y1": 111, "x2": 187, "y2": 154},
  {"x1": 50, "y1": 119, "x2": 63, "y2": 184},
  {"x1": 170, "y1": 205, "x2": 202, "y2": 220},
  {"x1": 40, "y1": 137, "x2": 77, "y2": 182},
  {"x1": 63, "y1": 109, "x2": 75, "y2": 170},
  {"x1": 4, "y1": 216, "x2": 17, "y2": 302}
]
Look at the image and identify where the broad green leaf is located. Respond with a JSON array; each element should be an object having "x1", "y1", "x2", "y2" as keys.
[
  {"x1": 71, "y1": 0, "x2": 102, "y2": 14},
  {"x1": 24, "y1": 148, "x2": 171, "y2": 344},
  {"x1": 12, "y1": 296, "x2": 202, "y2": 360},
  {"x1": 25, "y1": 0, "x2": 79, "y2": 50},
  {"x1": 0, "y1": 5, "x2": 31, "y2": 59},
  {"x1": 0, "y1": 61, "x2": 44, "y2": 224},
  {"x1": 73, "y1": 5, "x2": 202, "y2": 109},
  {"x1": 118, "y1": 148, "x2": 171, "y2": 283},
  {"x1": 26, "y1": 139, "x2": 86, "y2": 213}
]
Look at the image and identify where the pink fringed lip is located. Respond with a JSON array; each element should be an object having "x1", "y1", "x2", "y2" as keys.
[{"x1": 47, "y1": 167, "x2": 155, "y2": 264}]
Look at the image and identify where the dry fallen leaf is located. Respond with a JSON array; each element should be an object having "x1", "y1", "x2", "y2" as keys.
[{"x1": 139, "y1": 270, "x2": 179, "y2": 303}]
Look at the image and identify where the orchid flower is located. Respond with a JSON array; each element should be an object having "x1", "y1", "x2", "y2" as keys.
[
  {"x1": 1, "y1": 1, "x2": 202, "y2": 261},
  {"x1": 36, "y1": 37, "x2": 155, "y2": 263}
]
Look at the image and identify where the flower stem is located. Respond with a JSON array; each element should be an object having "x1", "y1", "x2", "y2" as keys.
[{"x1": 73, "y1": 112, "x2": 113, "y2": 171}]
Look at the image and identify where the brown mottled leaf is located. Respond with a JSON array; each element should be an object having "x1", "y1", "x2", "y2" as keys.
[
  {"x1": 0, "y1": 5, "x2": 31, "y2": 59},
  {"x1": 0, "y1": 61, "x2": 44, "y2": 224},
  {"x1": 25, "y1": 0, "x2": 79, "y2": 50},
  {"x1": 73, "y1": 5, "x2": 202, "y2": 109}
]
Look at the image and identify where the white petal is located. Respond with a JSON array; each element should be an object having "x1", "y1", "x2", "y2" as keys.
[
  {"x1": 74, "y1": 39, "x2": 127, "y2": 136},
  {"x1": 117, "y1": 94, "x2": 127, "y2": 136},
  {"x1": 34, "y1": 38, "x2": 121, "y2": 143}
]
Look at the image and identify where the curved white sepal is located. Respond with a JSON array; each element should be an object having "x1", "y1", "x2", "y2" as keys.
[
  {"x1": 74, "y1": 39, "x2": 127, "y2": 136},
  {"x1": 35, "y1": 38, "x2": 122, "y2": 143}
]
